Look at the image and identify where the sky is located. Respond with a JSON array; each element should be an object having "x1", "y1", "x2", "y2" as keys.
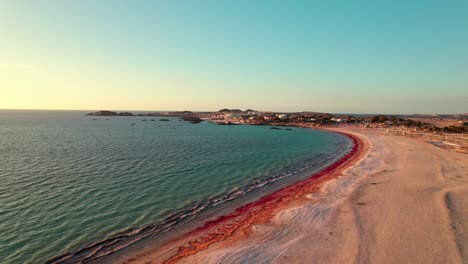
[{"x1": 0, "y1": 0, "x2": 467, "y2": 114}]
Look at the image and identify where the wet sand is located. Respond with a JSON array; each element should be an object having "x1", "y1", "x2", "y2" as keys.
[{"x1": 121, "y1": 128, "x2": 468, "y2": 264}]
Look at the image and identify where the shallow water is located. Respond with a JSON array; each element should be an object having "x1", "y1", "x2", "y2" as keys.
[{"x1": 0, "y1": 110, "x2": 351, "y2": 263}]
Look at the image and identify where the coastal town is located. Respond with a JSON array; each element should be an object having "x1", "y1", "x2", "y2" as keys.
[
  {"x1": 88, "y1": 109, "x2": 468, "y2": 152},
  {"x1": 88, "y1": 109, "x2": 467, "y2": 133}
]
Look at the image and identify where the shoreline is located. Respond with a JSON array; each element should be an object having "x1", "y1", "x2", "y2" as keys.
[
  {"x1": 45, "y1": 127, "x2": 352, "y2": 264},
  {"x1": 120, "y1": 131, "x2": 367, "y2": 263},
  {"x1": 177, "y1": 128, "x2": 467, "y2": 264}
]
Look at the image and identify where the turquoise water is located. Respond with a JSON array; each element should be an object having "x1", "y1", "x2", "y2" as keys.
[{"x1": 0, "y1": 110, "x2": 351, "y2": 263}]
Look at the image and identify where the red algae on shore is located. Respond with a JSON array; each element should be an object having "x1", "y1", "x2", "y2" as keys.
[{"x1": 129, "y1": 132, "x2": 365, "y2": 264}]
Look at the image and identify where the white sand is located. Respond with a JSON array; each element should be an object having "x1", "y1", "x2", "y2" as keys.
[{"x1": 180, "y1": 129, "x2": 468, "y2": 264}]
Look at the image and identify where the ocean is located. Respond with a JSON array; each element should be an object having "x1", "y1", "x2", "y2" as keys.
[{"x1": 0, "y1": 110, "x2": 352, "y2": 263}]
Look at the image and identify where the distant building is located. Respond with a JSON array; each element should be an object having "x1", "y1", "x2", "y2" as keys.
[
  {"x1": 331, "y1": 117, "x2": 343, "y2": 123},
  {"x1": 277, "y1": 114, "x2": 288, "y2": 120}
]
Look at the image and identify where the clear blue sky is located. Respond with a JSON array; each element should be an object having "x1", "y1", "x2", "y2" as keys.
[{"x1": 1, "y1": 0, "x2": 467, "y2": 114}]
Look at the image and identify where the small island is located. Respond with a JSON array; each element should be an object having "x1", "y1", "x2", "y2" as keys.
[
  {"x1": 86, "y1": 111, "x2": 134, "y2": 116},
  {"x1": 181, "y1": 116, "x2": 203, "y2": 124}
]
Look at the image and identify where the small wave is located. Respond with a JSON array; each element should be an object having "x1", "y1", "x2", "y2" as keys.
[{"x1": 45, "y1": 139, "x2": 352, "y2": 263}]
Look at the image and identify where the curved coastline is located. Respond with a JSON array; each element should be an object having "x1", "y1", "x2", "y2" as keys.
[
  {"x1": 123, "y1": 131, "x2": 364, "y2": 264},
  {"x1": 46, "y1": 131, "x2": 358, "y2": 263}
]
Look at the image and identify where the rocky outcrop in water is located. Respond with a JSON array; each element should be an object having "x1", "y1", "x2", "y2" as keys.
[
  {"x1": 181, "y1": 116, "x2": 203, "y2": 124},
  {"x1": 86, "y1": 111, "x2": 134, "y2": 116},
  {"x1": 85, "y1": 111, "x2": 204, "y2": 124}
]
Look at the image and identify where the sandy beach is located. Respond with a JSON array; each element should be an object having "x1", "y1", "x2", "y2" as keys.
[{"x1": 121, "y1": 128, "x2": 468, "y2": 264}]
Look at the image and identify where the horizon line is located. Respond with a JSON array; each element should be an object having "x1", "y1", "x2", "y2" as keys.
[{"x1": 0, "y1": 108, "x2": 466, "y2": 116}]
